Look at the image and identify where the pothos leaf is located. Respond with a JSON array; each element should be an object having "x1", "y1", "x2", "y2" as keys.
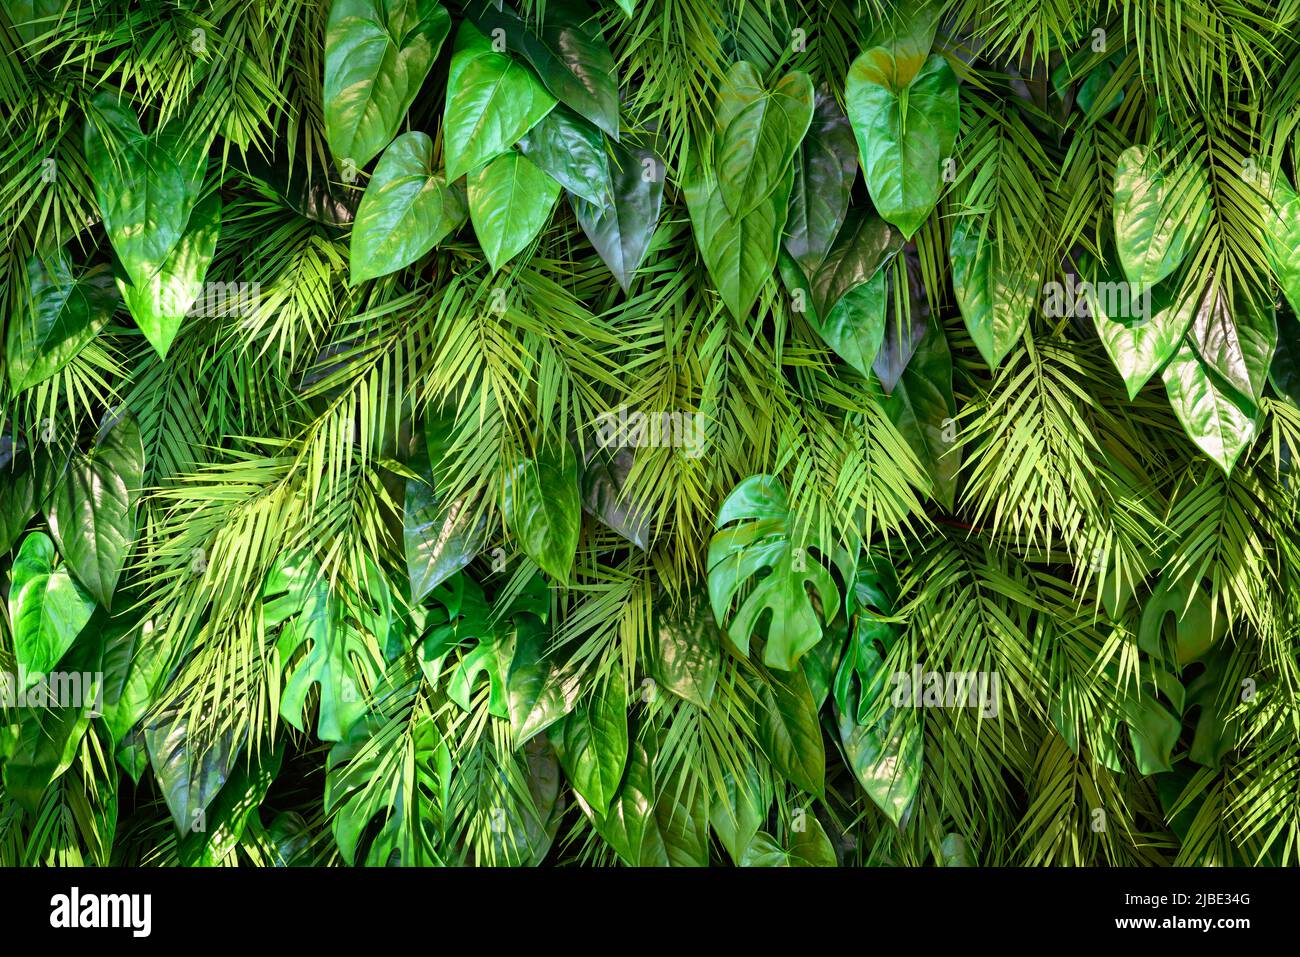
[{"x1": 502, "y1": 440, "x2": 581, "y2": 582}]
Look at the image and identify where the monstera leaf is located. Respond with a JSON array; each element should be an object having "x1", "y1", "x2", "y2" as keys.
[
  {"x1": 118, "y1": 190, "x2": 221, "y2": 358},
  {"x1": 467, "y1": 150, "x2": 561, "y2": 272},
  {"x1": 502, "y1": 440, "x2": 581, "y2": 581},
  {"x1": 83, "y1": 93, "x2": 201, "y2": 288},
  {"x1": 46, "y1": 410, "x2": 145, "y2": 609},
  {"x1": 8, "y1": 532, "x2": 97, "y2": 683},
  {"x1": 443, "y1": 22, "x2": 557, "y2": 181},
  {"x1": 350, "y1": 132, "x2": 467, "y2": 283},
  {"x1": 846, "y1": 51, "x2": 959, "y2": 239},
  {"x1": 323, "y1": 0, "x2": 451, "y2": 168},
  {"x1": 7, "y1": 250, "x2": 118, "y2": 393},
  {"x1": 708, "y1": 475, "x2": 840, "y2": 671},
  {"x1": 466, "y1": 0, "x2": 619, "y2": 139},
  {"x1": 714, "y1": 62, "x2": 814, "y2": 219},
  {"x1": 261, "y1": 553, "x2": 386, "y2": 741},
  {"x1": 571, "y1": 137, "x2": 664, "y2": 292},
  {"x1": 950, "y1": 216, "x2": 1040, "y2": 368},
  {"x1": 685, "y1": 146, "x2": 792, "y2": 320},
  {"x1": 1113, "y1": 145, "x2": 1211, "y2": 288}
]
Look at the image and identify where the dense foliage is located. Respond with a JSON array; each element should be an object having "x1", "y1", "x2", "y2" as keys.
[{"x1": 2, "y1": 0, "x2": 1300, "y2": 867}]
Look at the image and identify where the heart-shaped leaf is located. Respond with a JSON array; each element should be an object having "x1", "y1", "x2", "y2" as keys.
[
  {"x1": 784, "y1": 85, "x2": 858, "y2": 277},
  {"x1": 684, "y1": 145, "x2": 792, "y2": 320},
  {"x1": 83, "y1": 93, "x2": 194, "y2": 288},
  {"x1": 443, "y1": 21, "x2": 557, "y2": 181},
  {"x1": 9, "y1": 531, "x2": 97, "y2": 683},
  {"x1": 118, "y1": 191, "x2": 222, "y2": 358},
  {"x1": 950, "y1": 216, "x2": 1040, "y2": 368},
  {"x1": 350, "y1": 131, "x2": 467, "y2": 283},
  {"x1": 503, "y1": 440, "x2": 581, "y2": 582},
  {"x1": 1187, "y1": 282, "x2": 1276, "y2": 412},
  {"x1": 1113, "y1": 145, "x2": 1211, "y2": 288},
  {"x1": 1162, "y1": 335, "x2": 1257, "y2": 473},
  {"x1": 552, "y1": 679, "x2": 627, "y2": 811},
  {"x1": 520, "y1": 104, "x2": 612, "y2": 206},
  {"x1": 467, "y1": 150, "x2": 561, "y2": 272},
  {"x1": 7, "y1": 250, "x2": 118, "y2": 394},
  {"x1": 571, "y1": 137, "x2": 664, "y2": 292},
  {"x1": 323, "y1": 0, "x2": 451, "y2": 168},
  {"x1": 714, "y1": 62, "x2": 813, "y2": 218},
  {"x1": 846, "y1": 52, "x2": 959, "y2": 239},
  {"x1": 47, "y1": 411, "x2": 145, "y2": 609},
  {"x1": 466, "y1": 0, "x2": 619, "y2": 139}
]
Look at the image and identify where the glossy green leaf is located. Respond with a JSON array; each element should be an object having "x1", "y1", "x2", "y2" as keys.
[
  {"x1": 466, "y1": 0, "x2": 619, "y2": 140},
  {"x1": 708, "y1": 474, "x2": 839, "y2": 671},
  {"x1": 467, "y1": 150, "x2": 561, "y2": 272},
  {"x1": 650, "y1": 590, "x2": 720, "y2": 709},
  {"x1": 1087, "y1": 260, "x2": 1198, "y2": 399},
  {"x1": 837, "y1": 704, "x2": 921, "y2": 827},
  {"x1": 553, "y1": 680, "x2": 628, "y2": 811},
  {"x1": 950, "y1": 216, "x2": 1040, "y2": 368},
  {"x1": 580, "y1": 444, "x2": 650, "y2": 549},
  {"x1": 714, "y1": 62, "x2": 813, "y2": 218},
  {"x1": 577, "y1": 739, "x2": 657, "y2": 864},
  {"x1": 0, "y1": 446, "x2": 37, "y2": 555},
  {"x1": 872, "y1": 244, "x2": 929, "y2": 392},
  {"x1": 179, "y1": 745, "x2": 284, "y2": 866},
  {"x1": 740, "y1": 817, "x2": 836, "y2": 866},
  {"x1": 145, "y1": 701, "x2": 241, "y2": 834},
  {"x1": 503, "y1": 441, "x2": 581, "y2": 582},
  {"x1": 1187, "y1": 283, "x2": 1276, "y2": 412},
  {"x1": 684, "y1": 145, "x2": 792, "y2": 320},
  {"x1": 784, "y1": 85, "x2": 858, "y2": 276},
  {"x1": 443, "y1": 21, "x2": 557, "y2": 182},
  {"x1": 100, "y1": 616, "x2": 167, "y2": 750},
  {"x1": 846, "y1": 53, "x2": 959, "y2": 238},
  {"x1": 7, "y1": 251, "x2": 117, "y2": 394},
  {"x1": 118, "y1": 191, "x2": 221, "y2": 359},
  {"x1": 1113, "y1": 145, "x2": 1211, "y2": 288},
  {"x1": 1268, "y1": 173, "x2": 1300, "y2": 316},
  {"x1": 46, "y1": 412, "x2": 144, "y2": 609},
  {"x1": 404, "y1": 409, "x2": 485, "y2": 602},
  {"x1": 9, "y1": 532, "x2": 96, "y2": 683},
  {"x1": 709, "y1": 764, "x2": 770, "y2": 864},
  {"x1": 519, "y1": 104, "x2": 612, "y2": 206},
  {"x1": 323, "y1": 0, "x2": 451, "y2": 168},
  {"x1": 350, "y1": 132, "x2": 467, "y2": 283},
  {"x1": 1162, "y1": 335, "x2": 1257, "y2": 473},
  {"x1": 83, "y1": 93, "x2": 193, "y2": 288},
  {"x1": 881, "y1": 317, "x2": 959, "y2": 510},
  {"x1": 754, "y1": 667, "x2": 825, "y2": 796},
  {"x1": 506, "y1": 616, "x2": 575, "y2": 747},
  {"x1": 571, "y1": 137, "x2": 664, "y2": 292}
]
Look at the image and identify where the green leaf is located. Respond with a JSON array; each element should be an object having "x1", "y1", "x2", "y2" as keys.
[
  {"x1": 1187, "y1": 283, "x2": 1276, "y2": 412},
  {"x1": 443, "y1": 21, "x2": 557, "y2": 182},
  {"x1": 118, "y1": 191, "x2": 221, "y2": 359},
  {"x1": 466, "y1": 0, "x2": 619, "y2": 140},
  {"x1": 7, "y1": 250, "x2": 118, "y2": 394},
  {"x1": 100, "y1": 616, "x2": 167, "y2": 750},
  {"x1": 708, "y1": 474, "x2": 839, "y2": 671},
  {"x1": 2, "y1": 627, "x2": 104, "y2": 814},
  {"x1": 1113, "y1": 145, "x2": 1211, "y2": 288},
  {"x1": 650, "y1": 590, "x2": 720, "y2": 709},
  {"x1": 684, "y1": 144, "x2": 792, "y2": 320},
  {"x1": 837, "y1": 704, "x2": 921, "y2": 827},
  {"x1": 179, "y1": 745, "x2": 284, "y2": 866},
  {"x1": 502, "y1": 440, "x2": 581, "y2": 582},
  {"x1": 145, "y1": 701, "x2": 242, "y2": 834},
  {"x1": 262, "y1": 553, "x2": 385, "y2": 741},
  {"x1": 709, "y1": 764, "x2": 769, "y2": 864},
  {"x1": 1267, "y1": 173, "x2": 1300, "y2": 316},
  {"x1": 350, "y1": 132, "x2": 467, "y2": 283},
  {"x1": 323, "y1": 0, "x2": 451, "y2": 169},
  {"x1": 519, "y1": 104, "x2": 612, "y2": 206},
  {"x1": 754, "y1": 667, "x2": 825, "y2": 796},
  {"x1": 846, "y1": 53, "x2": 959, "y2": 239},
  {"x1": 9, "y1": 531, "x2": 96, "y2": 683},
  {"x1": 1270, "y1": 306, "x2": 1300, "y2": 405},
  {"x1": 578, "y1": 739, "x2": 658, "y2": 864},
  {"x1": 571, "y1": 138, "x2": 664, "y2": 292},
  {"x1": 0, "y1": 446, "x2": 37, "y2": 554},
  {"x1": 553, "y1": 680, "x2": 628, "y2": 811},
  {"x1": 785, "y1": 85, "x2": 859, "y2": 277},
  {"x1": 506, "y1": 616, "x2": 574, "y2": 748},
  {"x1": 873, "y1": 244, "x2": 930, "y2": 392},
  {"x1": 950, "y1": 216, "x2": 1040, "y2": 368},
  {"x1": 404, "y1": 410, "x2": 485, "y2": 603},
  {"x1": 881, "y1": 317, "x2": 959, "y2": 510},
  {"x1": 1162, "y1": 335, "x2": 1257, "y2": 473},
  {"x1": 46, "y1": 412, "x2": 144, "y2": 609},
  {"x1": 714, "y1": 62, "x2": 813, "y2": 218},
  {"x1": 740, "y1": 817, "x2": 836, "y2": 866},
  {"x1": 83, "y1": 93, "x2": 194, "y2": 288},
  {"x1": 1086, "y1": 259, "x2": 1197, "y2": 399},
  {"x1": 580, "y1": 444, "x2": 650, "y2": 549},
  {"x1": 467, "y1": 150, "x2": 561, "y2": 272}
]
